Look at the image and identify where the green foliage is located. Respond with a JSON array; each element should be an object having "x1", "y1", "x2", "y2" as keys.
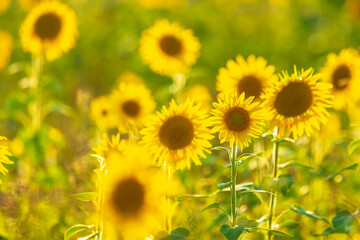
[{"x1": 71, "y1": 192, "x2": 97, "y2": 202}]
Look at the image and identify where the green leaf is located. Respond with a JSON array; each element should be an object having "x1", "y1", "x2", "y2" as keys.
[
  {"x1": 78, "y1": 232, "x2": 99, "y2": 240},
  {"x1": 245, "y1": 227, "x2": 293, "y2": 237},
  {"x1": 210, "y1": 146, "x2": 231, "y2": 155},
  {"x1": 278, "y1": 161, "x2": 312, "y2": 169},
  {"x1": 201, "y1": 202, "x2": 222, "y2": 212},
  {"x1": 155, "y1": 228, "x2": 190, "y2": 240},
  {"x1": 327, "y1": 163, "x2": 358, "y2": 180},
  {"x1": 238, "y1": 189, "x2": 274, "y2": 196},
  {"x1": 236, "y1": 152, "x2": 263, "y2": 162},
  {"x1": 289, "y1": 205, "x2": 330, "y2": 224},
  {"x1": 199, "y1": 202, "x2": 230, "y2": 220},
  {"x1": 71, "y1": 192, "x2": 97, "y2": 202},
  {"x1": 170, "y1": 228, "x2": 190, "y2": 240},
  {"x1": 279, "y1": 221, "x2": 299, "y2": 229},
  {"x1": 225, "y1": 161, "x2": 242, "y2": 169},
  {"x1": 332, "y1": 210, "x2": 354, "y2": 230},
  {"x1": 217, "y1": 182, "x2": 254, "y2": 192},
  {"x1": 220, "y1": 224, "x2": 244, "y2": 240},
  {"x1": 277, "y1": 174, "x2": 295, "y2": 196},
  {"x1": 217, "y1": 181, "x2": 232, "y2": 190},
  {"x1": 64, "y1": 225, "x2": 92, "y2": 240},
  {"x1": 348, "y1": 138, "x2": 360, "y2": 155}
]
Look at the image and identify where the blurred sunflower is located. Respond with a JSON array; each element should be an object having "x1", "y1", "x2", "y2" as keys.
[
  {"x1": 103, "y1": 146, "x2": 165, "y2": 238},
  {"x1": 92, "y1": 133, "x2": 126, "y2": 162},
  {"x1": 0, "y1": 137, "x2": 13, "y2": 184},
  {"x1": 319, "y1": 48, "x2": 360, "y2": 109},
  {"x1": 136, "y1": 0, "x2": 187, "y2": 9},
  {"x1": 0, "y1": 0, "x2": 11, "y2": 14},
  {"x1": 117, "y1": 71, "x2": 144, "y2": 85},
  {"x1": 140, "y1": 99, "x2": 213, "y2": 170},
  {"x1": 112, "y1": 82, "x2": 156, "y2": 134},
  {"x1": 217, "y1": 55, "x2": 277, "y2": 101},
  {"x1": 211, "y1": 92, "x2": 265, "y2": 150},
  {"x1": 18, "y1": 0, "x2": 41, "y2": 11},
  {"x1": 19, "y1": 1, "x2": 78, "y2": 61},
  {"x1": 140, "y1": 19, "x2": 200, "y2": 77},
  {"x1": 262, "y1": 67, "x2": 333, "y2": 140},
  {"x1": 178, "y1": 84, "x2": 213, "y2": 110},
  {"x1": 0, "y1": 31, "x2": 13, "y2": 71},
  {"x1": 90, "y1": 95, "x2": 117, "y2": 130}
]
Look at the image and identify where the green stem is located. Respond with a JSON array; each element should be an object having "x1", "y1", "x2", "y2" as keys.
[
  {"x1": 163, "y1": 162, "x2": 172, "y2": 232},
  {"x1": 268, "y1": 140, "x2": 280, "y2": 240},
  {"x1": 230, "y1": 142, "x2": 237, "y2": 226},
  {"x1": 31, "y1": 57, "x2": 42, "y2": 132},
  {"x1": 96, "y1": 162, "x2": 105, "y2": 240}
]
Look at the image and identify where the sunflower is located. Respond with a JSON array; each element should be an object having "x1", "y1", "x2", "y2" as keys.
[
  {"x1": 178, "y1": 84, "x2": 213, "y2": 111},
  {"x1": 0, "y1": 31, "x2": 13, "y2": 71},
  {"x1": 92, "y1": 133, "x2": 126, "y2": 162},
  {"x1": 140, "y1": 99, "x2": 213, "y2": 170},
  {"x1": 111, "y1": 81, "x2": 156, "y2": 134},
  {"x1": 262, "y1": 67, "x2": 333, "y2": 140},
  {"x1": 19, "y1": 1, "x2": 78, "y2": 61},
  {"x1": 117, "y1": 71, "x2": 144, "y2": 85},
  {"x1": 211, "y1": 92, "x2": 265, "y2": 150},
  {"x1": 90, "y1": 95, "x2": 117, "y2": 130},
  {"x1": 0, "y1": 0, "x2": 11, "y2": 14},
  {"x1": 103, "y1": 146, "x2": 166, "y2": 239},
  {"x1": 0, "y1": 137, "x2": 13, "y2": 184},
  {"x1": 319, "y1": 48, "x2": 360, "y2": 109},
  {"x1": 18, "y1": 0, "x2": 41, "y2": 11},
  {"x1": 135, "y1": 0, "x2": 187, "y2": 9},
  {"x1": 139, "y1": 19, "x2": 201, "y2": 77},
  {"x1": 217, "y1": 55, "x2": 277, "y2": 101}
]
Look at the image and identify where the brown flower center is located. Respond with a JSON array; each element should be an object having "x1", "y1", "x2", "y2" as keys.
[
  {"x1": 225, "y1": 107, "x2": 250, "y2": 132},
  {"x1": 159, "y1": 115, "x2": 194, "y2": 150},
  {"x1": 34, "y1": 13, "x2": 62, "y2": 40},
  {"x1": 101, "y1": 109, "x2": 108, "y2": 116},
  {"x1": 159, "y1": 35, "x2": 182, "y2": 56},
  {"x1": 274, "y1": 81, "x2": 313, "y2": 117},
  {"x1": 122, "y1": 100, "x2": 140, "y2": 118},
  {"x1": 112, "y1": 177, "x2": 145, "y2": 216},
  {"x1": 332, "y1": 64, "x2": 351, "y2": 91},
  {"x1": 237, "y1": 75, "x2": 263, "y2": 99}
]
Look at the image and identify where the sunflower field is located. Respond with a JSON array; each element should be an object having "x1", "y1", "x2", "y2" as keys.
[{"x1": 1, "y1": 0, "x2": 360, "y2": 239}]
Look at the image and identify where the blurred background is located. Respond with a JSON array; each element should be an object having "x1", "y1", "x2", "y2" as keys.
[{"x1": 1, "y1": 0, "x2": 360, "y2": 239}]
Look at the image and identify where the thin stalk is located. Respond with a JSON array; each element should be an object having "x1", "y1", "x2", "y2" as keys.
[
  {"x1": 163, "y1": 162, "x2": 172, "y2": 232},
  {"x1": 268, "y1": 140, "x2": 280, "y2": 240},
  {"x1": 171, "y1": 73, "x2": 186, "y2": 100},
  {"x1": 31, "y1": 57, "x2": 42, "y2": 132},
  {"x1": 96, "y1": 161, "x2": 106, "y2": 240},
  {"x1": 230, "y1": 142, "x2": 237, "y2": 226}
]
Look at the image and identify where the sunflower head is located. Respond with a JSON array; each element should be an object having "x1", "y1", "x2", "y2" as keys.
[
  {"x1": 135, "y1": 0, "x2": 187, "y2": 9},
  {"x1": 178, "y1": 84, "x2": 213, "y2": 111},
  {"x1": 19, "y1": 1, "x2": 78, "y2": 61},
  {"x1": 211, "y1": 92, "x2": 265, "y2": 150},
  {"x1": 111, "y1": 81, "x2": 156, "y2": 134},
  {"x1": 0, "y1": 136, "x2": 13, "y2": 184},
  {"x1": 0, "y1": 31, "x2": 13, "y2": 71},
  {"x1": 140, "y1": 99, "x2": 213, "y2": 170},
  {"x1": 319, "y1": 48, "x2": 360, "y2": 109},
  {"x1": 92, "y1": 133, "x2": 127, "y2": 163},
  {"x1": 140, "y1": 19, "x2": 201, "y2": 76},
  {"x1": 103, "y1": 145, "x2": 166, "y2": 238},
  {"x1": 262, "y1": 67, "x2": 333, "y2": 139},
  {"x1": 90, "y1": 95, "x2": 117, "y2": 130},
  {"x1": 217, "y1": 55, "x2": 277, "y2": 101}
]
